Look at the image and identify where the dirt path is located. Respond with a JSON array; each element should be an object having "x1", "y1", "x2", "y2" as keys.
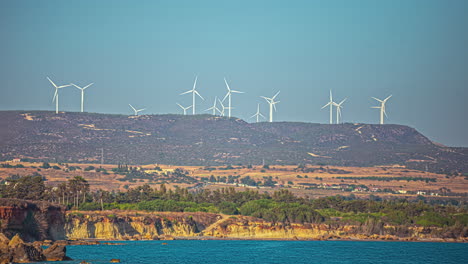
[{"x1": 201, "y1": 214, "x2": 230, "y2": 235}]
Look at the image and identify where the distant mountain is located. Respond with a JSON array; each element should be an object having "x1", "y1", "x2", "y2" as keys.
[{"x1": 0, "y1": 111, "x2": 466, "y2": 174}]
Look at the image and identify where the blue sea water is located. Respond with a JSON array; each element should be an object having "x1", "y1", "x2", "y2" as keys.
[{"x1": 36, "y1": 240, "x2": 467, "y2": 264}]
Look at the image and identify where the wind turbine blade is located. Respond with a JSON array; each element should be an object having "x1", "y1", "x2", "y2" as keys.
[
  {"x1": 321, "y1": 102, "x2": 331, "y2": 109},
  {"x1": 52, "y1": 89, "x2": 58, "y2": 102},
  {"x1": 383, "y1": 106, "x2": 388, "y2": 117},
  {"x1": 139, "y1": 108, "x2": 146, "y2": 112},
  {"x1": 259, "y1": 113, "x2": 266, "y2": 118},
  {"x1": 176, "y1": 103, "x2": 183, "y2": 109},
  {"x1": 224, "y1": 78, "x2": 231, "y2": 91},
  {"x1": 250, "y1": 113, "x2": 257, "y2": 118},
  {"x1": 129, "y1": 104, "x2": 136, "y2": 111},
  {"x1": 372, "y1": 97, "x2": 383, "y2": 103},
  {"x1": 195, "y1": 90, "x2": 204, "y2": 100},
  {"x1": 272, "y1": 91, "x2": 280, "y2": 100},
  {"x1": 47, "y1": 77, "x2": 57, "y2": 88},
  {"x1": 222, "y1": 92, "x2": 229, "y2": 102},
  {"x1": 187, "y1": 105, "x2": 192, "y2": 110},
  {"x1": 340, "y1": 98, "x2": 347, "y2": 105},
  {"x1": 58, "y1": 84, "x2": 72, "y2": 88},
  {"x1": 83, "y1": 83, "x2": 94, "y2": 90},
  {"x1": 371, "y1": 106, "x2": 380, "y2": 109},
  {"x1": 180, "y1": 90, "x2": 192, "y2": 95},
  {"x1": 231, "y1": 90, "x2": 244, "y2": 94},
  {"x1": 192, "y1": 75, "x2": 198, "y2": 91},
  {"x1": 384, "y1": 95, "x2": 392, "y2": 102}
]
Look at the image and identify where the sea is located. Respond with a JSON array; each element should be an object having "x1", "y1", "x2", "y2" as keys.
[{"x1": 34, "y1": 240, "x2": 467, "y2": 264}]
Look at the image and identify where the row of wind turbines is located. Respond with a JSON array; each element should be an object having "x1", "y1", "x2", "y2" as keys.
[
  {"x1": 321, "y1": 90, "x2": 392, "y2": 125},
  {"x1": 46, "y1": 76, "x2": 392, "y2": 124},
  {"x1": 175, "y1": 76, "x2": 392, "y2": 125},
  {"x1": 177, "y1": 76, "x2": 281, "y2": 122}
]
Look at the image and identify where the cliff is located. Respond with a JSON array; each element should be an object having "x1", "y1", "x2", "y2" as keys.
[
  {"x1": 0, "y1": 199, "x2": 66, "y2": 242},
  {"x1": 65, "y1": 211, "x2": 219, "y2": 240},
  {"x1": 64, "y1": 211, "x2": 468, "y2": 242}
]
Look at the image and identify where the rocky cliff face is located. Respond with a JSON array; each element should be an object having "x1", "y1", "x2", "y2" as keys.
[
  {"x1": 64, "y1": 211, "x2": 467, "y2": 242},
  {"x1": 65, "y1": 211, "x2": 220, "y2": 240},
  {"x1": 0, "y1": 199, "x2": 66, "y2": 241}
]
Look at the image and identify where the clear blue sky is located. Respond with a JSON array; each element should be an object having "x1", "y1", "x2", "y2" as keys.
[{"x1": 1, "y1": 0, "x2": 467, "y2": 146}]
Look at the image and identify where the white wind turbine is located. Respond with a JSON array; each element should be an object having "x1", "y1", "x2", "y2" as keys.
[
  {"x1": 71, "y1": 83, "x2": 93, "y2": 112},
  {"x1": 333, "y1": 98, "x2": 347, "y2": 124},
  {"x1": 180, "y1": 76, "x2": 204, "y2": 115},
  {"x1": 176, "y1": 103, "x2": 192, "y2": 115},
  {"x1": 260, "y1": 91, "x2": 280, "y2": 122},
  {"x1": 205, "y1": 96, "x2": 220, "y2": 115},
  {"x1": 371, "y1": 95, "x2": 392, "y2": 124},
  {"x1": 223, "y1": 78, "x2": 244, "y2": 118},
  {"x1": 321, "y1": 90, "x2": 336, "y2": 124},
  {"x1": 129, "y1": 104, "x2": 146, "y2": 116},
  {"x1": 217, "y1": 98, "x2": 232, "y2": 117},
  {"x1": 47, "y1": 77, "x2": 71, "y2": 114},
  {"x1": 250, "y1": 103, "x2": 265, "y2": 123}
]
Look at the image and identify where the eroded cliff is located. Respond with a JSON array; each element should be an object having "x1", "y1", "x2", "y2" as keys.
[
  {"x1": 64, "y1": 211, "x2": 468, "y2": 242},
  {"x1": 0, "y1": 199, "x2": 66, "y2": 241}
]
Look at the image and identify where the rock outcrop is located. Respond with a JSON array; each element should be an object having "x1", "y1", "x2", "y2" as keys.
[
  {"x1": 0, "y1": 199, "x2": 66, "y2": 242},
  {"x1": 0, "y1": 233, "x2": 70, "y2": 264}
]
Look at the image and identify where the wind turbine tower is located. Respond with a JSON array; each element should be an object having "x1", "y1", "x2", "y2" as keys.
[
  {"x1": 223, "y1": 78, "x2": 244, "y2": 118},
  {"x1": 71, "y1": 83, "x2": 93, "y2": 112},
  {"x1": 180, "y1": 76, "x2": 204, "y2": 115},
  {"x1": 372, "y1": 95, "x2": 392, "y2": 124},
  {"x1": 129, "y1": 104, "x2": 146, "y2": 116},
  {"x1": 250, "y1": 103, "x2": 265, "y2": 123},
  {"x1": 260, "y1": 91, "x2": 280, "y2": 122},
  {"x1": 176, "y1": 103, "x2": 192, "y2": 115},
  {"x1": 334, "y1": 98, "x2": 347, "y2": 124},
  {"x1": 47, "y1": 77, "x2": 71, "y2": 114},
  {"x1": 321, "y1": 90, "x2": 336, "y2": 124}
]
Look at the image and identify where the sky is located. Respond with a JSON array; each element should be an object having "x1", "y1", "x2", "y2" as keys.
[{"x1": 0, "y1": 0, "x2": 467, "y2": 146}]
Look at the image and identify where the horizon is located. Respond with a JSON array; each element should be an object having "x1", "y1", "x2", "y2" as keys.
[{"x1": 1, "y1": 0, "x2": 467, "y2": 147}]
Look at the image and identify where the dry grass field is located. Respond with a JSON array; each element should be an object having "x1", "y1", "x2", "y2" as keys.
[{"x1": 1, "y1": 161, "x2": 466, "y2": 199}]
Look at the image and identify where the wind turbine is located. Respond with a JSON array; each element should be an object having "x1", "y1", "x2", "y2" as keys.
[
  {"x1": 180, "y1": 76, "x2": 204, "y2": 115},
  {"x1": 371, "y1": 95, "x2": 392, "y2": 124},
  {"x1": 321, "y1": 90, "x2": 336, "y2": 124},
  {"x1": 71, "y1": 83, "x2": 93, "y2": 112},
  {"x1": 129, "y1": 104, "x2": 145, "y2": 116},
  {"x1": 260, "y1": 91, "x2": 280, "y2": 122},
  {"x1": 250, "y1": 103, "x2": 265, "y2": 123},
  {"x1": 223, "y1": 78, "x2": 244, "y2": 118},
  {"x1": 47, "y1": 77, "x2": 71, "y2": 114},
  {"x1": 176, "y1": 103, "x2": 192, "y2": 115},
  {"x1": 333, "y1": 98, "x2": 347, "y2": 124},
  {"x1": 217, "y1": 98, "x2": 232, "y2": 117},
  {"x1": 205, "y1": 96, "x2": 220, "y2": 115}
]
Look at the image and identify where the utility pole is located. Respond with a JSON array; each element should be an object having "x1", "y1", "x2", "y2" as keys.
[{"x1": 101, "y1": 148, "x2": 104, "y2": 167}]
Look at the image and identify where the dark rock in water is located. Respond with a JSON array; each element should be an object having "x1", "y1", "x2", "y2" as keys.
[
  {"x1": 10, "y1": 242, "x2": 45, "y2": 263},
  {"x1": 0, "y1": 233, "x2": 71, "y2": 263},
  {"x1": 43, "y1": 243, "x2": 71, "y2": 261}
]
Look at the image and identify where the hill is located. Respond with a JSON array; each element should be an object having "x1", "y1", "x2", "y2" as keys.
[{"x1": 0, "y1": 111, "x2": 466, "y2": 174}]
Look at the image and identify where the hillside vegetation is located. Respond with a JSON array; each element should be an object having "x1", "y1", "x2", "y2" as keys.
[{"x1": 0, "y1": 111, "x2": 466, "y2": 174}]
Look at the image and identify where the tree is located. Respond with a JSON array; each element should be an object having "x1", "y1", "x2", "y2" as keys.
[{"x1": 1, "y1": 175, "x2": 46, "y2": 200}]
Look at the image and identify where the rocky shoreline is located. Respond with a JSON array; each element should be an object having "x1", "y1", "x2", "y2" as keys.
[{"x1": 0, "y1": 233, "x2": 70, "y2": 264}]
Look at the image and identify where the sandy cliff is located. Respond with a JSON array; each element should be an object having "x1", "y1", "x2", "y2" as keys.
[{"x1": 64, "y1": 211, "x2": 467, "y2": 242}]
